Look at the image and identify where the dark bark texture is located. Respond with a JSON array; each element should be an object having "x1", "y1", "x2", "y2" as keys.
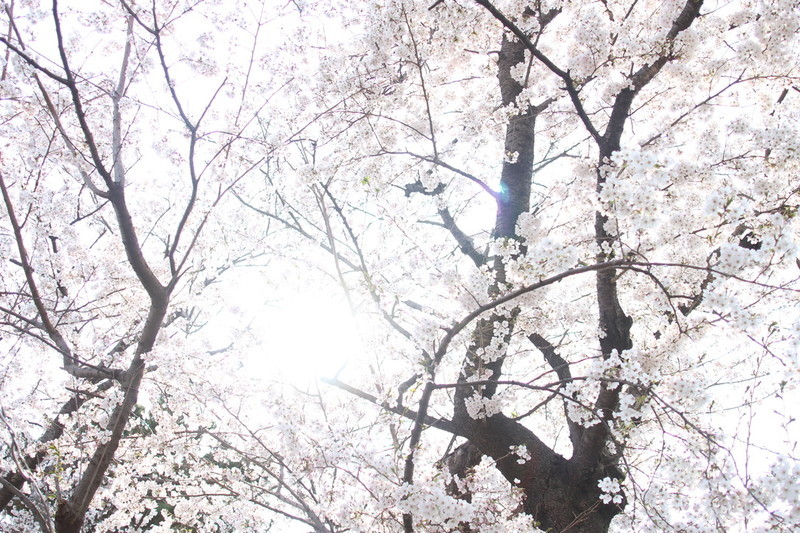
[
  {"x1": 447, "y1": 0, "x2": 705, "y2": 526},
  {"x1": 447, "y1": 31, "x2": 623, "y2": 532}
]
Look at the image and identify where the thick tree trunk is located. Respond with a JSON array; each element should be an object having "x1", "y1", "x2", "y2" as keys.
[
  {"x1": 449, "y1": 412, "x2": 620, "y2": 532},
  {"x1": 449, "y1": 33, "x2": 622, "y2": 532},
  {"x1": 494, "y1": 34, "x2": 534, "y2": 240},
  {"x1": 452, "y1": 0, "x2": 704, "y2": 528}
]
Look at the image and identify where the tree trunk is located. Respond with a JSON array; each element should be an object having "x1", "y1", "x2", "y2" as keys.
[{"x1": 449, "y1": 33, "x2": 623, "y2": 532}]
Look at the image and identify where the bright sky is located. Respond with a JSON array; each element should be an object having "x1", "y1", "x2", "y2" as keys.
[{"x1": 213, "y1": 267, "x2": 362, "y2": 386}]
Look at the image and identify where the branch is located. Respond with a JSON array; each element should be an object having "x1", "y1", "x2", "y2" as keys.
[
  {"x1": 0, "y1": 171, "x2": 123, "y2": 382},
  {"x1": 397, "y1": 255, "x2": 789, "y2": 509},
  {"x1": 402, "y1": 378, "x2": 435, "y2": 533},
  {"x1": 313, "y1": 185, "x2": 355, "y2": 310},
  {"x1": 0, "y1": 176, "x2": 66, "y2": 356},
  {"x1": 111, "y1": 15, "x2": 134, "y2": 186},
  {"x1": 320, "y1": 183, "x2": 419, "y2": 343},
  {"x1": 437, "y1": 207, "x2": 485, "y2": 266},
  {"x1": 0, "y1": 35, "x2": 67, "y2": 84},
  {"x1": 320, "y1": 377, "x2": 457, "y2": 435},
  {"x1": 474, "y1": 0, "x2": 602, "y2": 143},
  {"x1": 51, "y1": 0, "x2": 114, "y2": 189},
  {"x1": 642, "y1": 73, "x2": 746, "y2": 147},
  {"x1": 398, "y1": 259, "x2": 631, "y2": 530},
  {"x1": 0, "y1": 380, "x2": 113, "y2": 512},
  {"x1": 0, "y1": 408, "x2": 54, "y2": 532},
  {"x1": 602, "y1": 0, "x2": 704, "y2": 152},
  {"x1": 429, "y1": 155, "x2": 499, "y2": 199},
  {"x1": 1, "y1": 6, "x2": 108, "y2": 196},
  {"x1": 403, "y1": 7, "x2": 438, "y2": 158},
  {"x1": 434, "y1": 259, "x2": 628, "y2": 367},
  {"x1": 46, "y1": 4, "x2": 170, "y2": 528},
  {"x1": 383, "y1": 150, "x2": 499, "y2": 199},
  {"x1": 151, "y1": 2, "x2": 195, "y2": 133},
  {"x1": 232, "y1": 190, "x2": 361, "y2": 272},
  {"x1": 528, "y1": 332, "x2": 582, "y2": 450},
  {"x1": 203, "y1": 430, "x2": 332, "y2": 532},
  {"x1": 57, "y1": 353, "x2": 152, "y2": 531},
  {"x1": 0, "y1": 477, "x2": 52, "y2": 532}
]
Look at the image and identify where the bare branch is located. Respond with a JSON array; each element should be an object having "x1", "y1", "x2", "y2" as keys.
[
  {"x1": 437, "y1": 207, "x2": 485, "y2": 266},
  {"x1": 0, "y1": 34, "x2": 67, "y2": 84},
  {"x1": 528, "y1": 332, "x2": 583, "y2": 450},
  {"x1": 320, "y1": 377, "x2": 457, "y2": 435},
  {"x1": 402, "y1": 7, "x2": 438, "y2": 158},
  {"x1": 111, "y1": 15, "x2": 134, "y2": 186}
]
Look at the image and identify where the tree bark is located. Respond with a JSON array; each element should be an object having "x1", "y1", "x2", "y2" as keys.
[
  {"x1": 446, "y1": 0, "x2": 707, "y2": 527},
  {"x1": 449, "y1": 32, "x2": 622, "y2": 533}
]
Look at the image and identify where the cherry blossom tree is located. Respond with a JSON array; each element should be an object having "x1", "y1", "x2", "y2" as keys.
[
  {"x1": 236, "y1": 0, "x2": 800, "y2": 531},
  {"x1": 0, "y1": 0, "x2": 317, "y2": 531},
  {"x1": 1, "y1": 0, "x2": 799, "y2": 532}
]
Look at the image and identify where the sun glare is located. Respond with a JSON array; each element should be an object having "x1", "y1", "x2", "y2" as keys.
[{"x1": 237, "y1": 281, "x2": 361, "y2": 385}]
